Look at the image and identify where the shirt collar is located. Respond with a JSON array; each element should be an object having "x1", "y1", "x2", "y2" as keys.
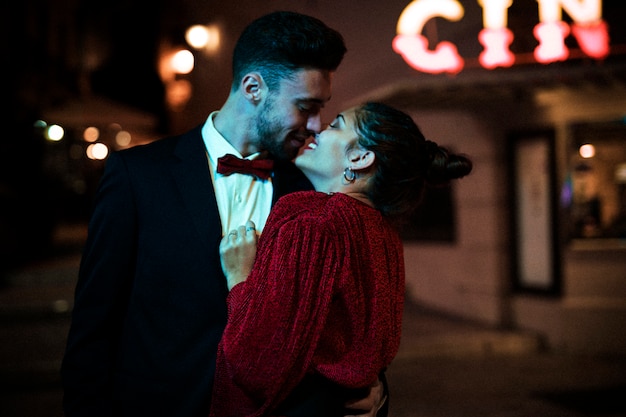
[{"x1": 202, "y1": 111, "x2": 262, "y2": 167}]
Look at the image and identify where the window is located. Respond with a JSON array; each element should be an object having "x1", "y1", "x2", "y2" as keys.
[{"x1": 564, "y1": 120, "x2": 626, "y2": 241}]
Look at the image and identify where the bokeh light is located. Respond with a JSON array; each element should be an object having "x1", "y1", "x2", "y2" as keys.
[
  {"x1": 47, "y1": 124, "x2": 65, "y2": 142},
  {"x1": 579, "y1": 143, "x2": 596, "y2": 158},
  {"x1": 115, "y1": 130, "x2": 132, "y2": 147},
  {"x1": 83, "y1": 126, "x2": 100, "y2": 142},
  {"x1": 185, "y1": 24, "x2": 221, "y2": 53},
  {"x1": 86, "y1": 142, "x2": 109, "y2": 160},
  {"x1": 171, "y1": 49, "x2": 194, "y2": 74}
]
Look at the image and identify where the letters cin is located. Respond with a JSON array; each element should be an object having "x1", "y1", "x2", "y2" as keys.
[{"x1": 393, "y1": 0, "x2": 610, "y2": 74}]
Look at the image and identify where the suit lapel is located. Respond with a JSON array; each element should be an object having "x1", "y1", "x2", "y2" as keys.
[
  {"x1": 170, "y1": 125, "x2": 222, "y2": 249},
  {"x1": 168, "y1": 126, "x2": 313, "y2": 248}
]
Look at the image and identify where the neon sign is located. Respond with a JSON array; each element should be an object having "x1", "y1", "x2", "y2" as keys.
[{"x1": 393, "y1": 0, "x2": 610, "y2": 74}]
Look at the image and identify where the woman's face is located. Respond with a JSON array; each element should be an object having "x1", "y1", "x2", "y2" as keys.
[{"x1": 295, "y1": 107, "x2": 359, "y2": 188}]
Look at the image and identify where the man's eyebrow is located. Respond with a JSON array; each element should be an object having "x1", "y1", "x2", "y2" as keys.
[{"x1": 298, "y1": 97, "x2": 328, "y2": 105}]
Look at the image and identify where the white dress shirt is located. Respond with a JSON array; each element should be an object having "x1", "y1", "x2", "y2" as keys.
[{"x1": 202, "y1": 111, "x2": 273, "y2": 235}]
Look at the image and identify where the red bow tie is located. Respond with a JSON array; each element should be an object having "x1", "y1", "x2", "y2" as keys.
[{"x1": 217, "y1": 154, "x2": 274, "y2": 180}]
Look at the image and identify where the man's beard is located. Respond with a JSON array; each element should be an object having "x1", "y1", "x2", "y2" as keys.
[{"x1": 256, "y1": 98, "x2": 298, "y2": 161}]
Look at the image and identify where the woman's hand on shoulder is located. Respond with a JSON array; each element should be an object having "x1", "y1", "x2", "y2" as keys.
[{"x1": 220, "y1": 220, "x2": 258, "y2": 290}]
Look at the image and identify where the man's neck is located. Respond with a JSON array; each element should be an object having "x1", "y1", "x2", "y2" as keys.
[{"x1": 214, "y1": 99, "x2": 261, "y2": 158}]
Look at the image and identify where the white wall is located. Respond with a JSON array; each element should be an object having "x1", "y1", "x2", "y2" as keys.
[{"x1": 401, "y1": 110, "x2": 509, "y2": 325}]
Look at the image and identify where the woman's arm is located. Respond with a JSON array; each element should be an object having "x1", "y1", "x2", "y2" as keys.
[
  {"x1": 211, "y1": 216, "x2": 341, "y2": 416},
  {"x1": 215, "y1": 215, "x2": 389, "y2": 417}
]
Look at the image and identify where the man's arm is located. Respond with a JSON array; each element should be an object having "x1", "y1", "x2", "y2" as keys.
[{"x1": 61, "y1": 152, "x2": 137, "y2": 416}]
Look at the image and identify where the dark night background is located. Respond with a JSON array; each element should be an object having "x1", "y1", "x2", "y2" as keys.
[
  {"x1": 3, "y1": 0, "x2": 626, "y2": 273},
  {"x1": 3, "y1": 0, "x2": 176, "y2": 272}
]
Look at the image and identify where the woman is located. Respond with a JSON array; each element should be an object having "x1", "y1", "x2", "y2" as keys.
[{"x1": 210, "y1": 102, "x2": 473, "y2": 417}]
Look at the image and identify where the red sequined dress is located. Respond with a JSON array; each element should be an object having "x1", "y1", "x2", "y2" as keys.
[{"x1": 210, "y1": 191, "x2": 405, "y2": 417}]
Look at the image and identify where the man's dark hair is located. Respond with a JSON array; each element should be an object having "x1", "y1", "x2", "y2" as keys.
[{"x1": 232, "y1": 11, "x2": 347, "y2": 91}]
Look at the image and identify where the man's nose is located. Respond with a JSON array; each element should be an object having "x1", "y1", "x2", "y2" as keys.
[{"x1": 306, "y1": 113, "x2": 322, "y2": 133}]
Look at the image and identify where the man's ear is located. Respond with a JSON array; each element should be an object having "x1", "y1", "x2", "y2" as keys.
[
  {"x1": 348, "y1": 148, "x2": 375, "y2": 170},
  {"x1": 241, "y1": 73, "x2": 264, "y2": 102}
]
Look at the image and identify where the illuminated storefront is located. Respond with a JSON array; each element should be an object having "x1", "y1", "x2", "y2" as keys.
[{"x1": 341, "y1": 0, "x2": 626, "y2": 354}]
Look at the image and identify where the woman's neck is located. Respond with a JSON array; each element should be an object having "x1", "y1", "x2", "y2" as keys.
[
  {"x1": 342, "y1": 191, "x2": 374, "y2": 207},
  {"x1": 312, "y1": 179, "x2": 374, "y2": 208}
]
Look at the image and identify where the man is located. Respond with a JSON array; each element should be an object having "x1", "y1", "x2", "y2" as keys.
[{"x1": 61, "y1": 11, "x2": 386, "y2": 417}]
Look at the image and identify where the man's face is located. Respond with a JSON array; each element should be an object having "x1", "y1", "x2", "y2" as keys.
[{"x1": 254, "y1": 69, "x2": 332, "y2": 161}]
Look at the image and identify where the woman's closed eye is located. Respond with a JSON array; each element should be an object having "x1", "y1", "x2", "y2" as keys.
[{"x1": 328, "y1": 114, "x2": 345, "y2": 129}]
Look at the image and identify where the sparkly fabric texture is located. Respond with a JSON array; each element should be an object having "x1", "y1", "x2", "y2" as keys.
[{"x1": 210, "y1": 191, "x2": 405, "y2": 417}]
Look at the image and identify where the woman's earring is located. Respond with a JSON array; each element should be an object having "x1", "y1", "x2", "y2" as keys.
[{"x1": 343, "y1": 167, "x2": 356, "y2": 183}]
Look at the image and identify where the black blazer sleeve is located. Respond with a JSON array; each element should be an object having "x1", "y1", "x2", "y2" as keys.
[
  {"x1": 61, "y1": 128, "x2": 228, "y2": 417},
  {"x1": 61, "y1": 150, "x2": 139, "y2": 416}
]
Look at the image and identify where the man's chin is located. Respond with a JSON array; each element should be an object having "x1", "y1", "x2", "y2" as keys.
[
  {"x1": 283, "y1": 146, "x2": 302, "y2": 162},
  {"x1": 266, "y1": 148, "x2": 297, "y2": 162}
]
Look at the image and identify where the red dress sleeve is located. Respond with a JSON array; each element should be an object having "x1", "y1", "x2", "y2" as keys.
[{"x1": 209, "y1": 214, "x2": 342, "y2": 417}]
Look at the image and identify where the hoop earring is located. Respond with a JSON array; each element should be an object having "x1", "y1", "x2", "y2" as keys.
[{"x1": 343, "y1": 167, "x2": 356, "y2": 183}]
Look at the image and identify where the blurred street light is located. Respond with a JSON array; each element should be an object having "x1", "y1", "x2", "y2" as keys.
[
  {"x1": 46, "y1": 124, "x2": 65, "y2": 142},
  {"x1": 185, "y1": 24, "x2": 221, "y2": 54}
]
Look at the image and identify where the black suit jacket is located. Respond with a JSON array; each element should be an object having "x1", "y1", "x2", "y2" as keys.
[{"x1": 61, "y1": 125, "x2": 314, "y2": 417}]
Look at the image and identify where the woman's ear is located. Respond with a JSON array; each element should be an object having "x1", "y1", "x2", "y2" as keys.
[
  {"x1": 241, "y1": 73, "x2": 264, "y2": 103},
  {"x1": 348, "y1": 148, "x2": 375, "y2": 170}
]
